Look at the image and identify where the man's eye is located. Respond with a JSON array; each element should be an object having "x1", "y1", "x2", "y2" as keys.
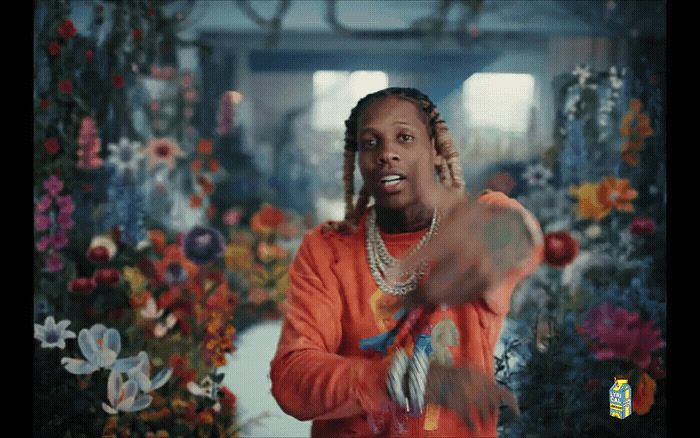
[
  {"x1": 361, "y1": 139, "x2": 377, "y2": 149},
  {"x1": 399, "y1": 134, "x2": 414, "y2": 142}
]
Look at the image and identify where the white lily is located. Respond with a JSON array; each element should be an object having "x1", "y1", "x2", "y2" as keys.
[
  {"x1": 61, "y1": 324, "x2": 121, "y2": 374},
  {"x1": 102, "y1": 369, "x2": 152, "y2": 414},
  {"x1": 34, "y1": 316, "x2": 76, "y2": 349},
  {"x1": 119, "y1": 351, "x2": 173, "y2": 393}
]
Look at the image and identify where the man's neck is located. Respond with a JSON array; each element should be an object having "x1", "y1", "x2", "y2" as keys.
[{"x1": 374, "y1": 203, "x2": 434, "y2": 234}]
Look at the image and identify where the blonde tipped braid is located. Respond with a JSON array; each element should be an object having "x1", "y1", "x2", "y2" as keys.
[{"x1": 322, "y1": 88, "x2": 467, "y2": 235}]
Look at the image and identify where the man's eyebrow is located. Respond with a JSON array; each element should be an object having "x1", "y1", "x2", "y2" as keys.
[{"x1": 359, "y1": 121, "x2": 412, "y2": 135}]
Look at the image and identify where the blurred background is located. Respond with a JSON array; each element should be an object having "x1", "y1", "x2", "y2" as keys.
[{"x1": 34, "y1": 1, "x2": 666, "y2": 437}]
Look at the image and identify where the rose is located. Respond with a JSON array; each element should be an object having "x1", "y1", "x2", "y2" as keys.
[{"x1": 544, "y1": 231, "x2": 579, "y2": 268}]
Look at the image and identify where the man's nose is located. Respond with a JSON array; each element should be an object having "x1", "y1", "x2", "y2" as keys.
[{"x1": 377, "y1": 144, "x2": 401, "y2": 164}]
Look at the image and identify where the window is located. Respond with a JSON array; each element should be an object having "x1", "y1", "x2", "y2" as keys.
[
  {"x1": 463, "y1": 73, "x2": 535, "y2": 134},
  {"x1": 312, "y1": 70, "x2": 388, "y2": 131}
]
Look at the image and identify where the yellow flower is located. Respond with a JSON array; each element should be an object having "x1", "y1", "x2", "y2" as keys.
[
  {"x1": 570, "y1": 182, "x2": 611, "y2": 221},
  {"x1": 123, "y1": 266, "x2": 148, "y2": 292},
  {"x1": 225, "y1": 243, "x2": 253, "y2": 271}
]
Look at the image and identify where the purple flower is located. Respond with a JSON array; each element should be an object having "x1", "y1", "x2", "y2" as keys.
[
  {"x1": 43, "y1": 175, "x2": 64, "y2": 198},
  {"x1": 164, "y1": 262, "x2": 188, "y2": 285},
  {"x1": 36, "y1": 236, "x2": 51, "y2": 252},
  {"x1": 57, "y1": 195, "x2": 74, "y2": 213},
  {"x1": 52, "y1": 231, "x2": 69, "y2": 251},
  {"x1": 183, "y1": 226, "x2": 225, "y2": 265},
  {"x1": 57, "y1": 213, "x2": 74, "y2": 230},
  {"x1": 36, "y1": 195, "x2": 52, "y2": 213},
  {"x1": 46, "y1": 253, "x2": 65, "y2": 272},
  {"x1": 35, "y1": 214, "x2": 51, "y2": 231}
]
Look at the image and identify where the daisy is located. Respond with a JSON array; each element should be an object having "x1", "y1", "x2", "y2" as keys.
[
  {"x1": 107, "y1": 137, "x2": 144, "y2": 177},
  {"x1": 522, "y1": 163, "x2": 553, "y2": 188},
  {"x1": 34, "y1": 316, "x2": 76, "y2": 349}
]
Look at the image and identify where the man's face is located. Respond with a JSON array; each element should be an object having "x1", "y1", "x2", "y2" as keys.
[{"x1": 357, "y1": 96, "x2": 442, "y2": 211}]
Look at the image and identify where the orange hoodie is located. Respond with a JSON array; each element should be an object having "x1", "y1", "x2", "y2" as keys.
[{"x1": 270, "y1": 191, "x2": 544, "y2": 437}]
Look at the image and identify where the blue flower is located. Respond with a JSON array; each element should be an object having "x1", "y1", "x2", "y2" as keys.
[
  {"x1": 34, "y1": 316, "x2": 76, "y2": 349},
  {"x1": 183, "y1": 226, "x2": 225, "y2": 265}
]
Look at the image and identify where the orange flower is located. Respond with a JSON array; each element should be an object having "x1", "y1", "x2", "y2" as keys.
[
  {"x1": 597, "y1": 177, "x2": 637, "y2": 212},
  {"x1": 129, "y1": 291, "x2": 152, "y2": 309},
  {"x1": 153, "y1": 243, "x2": 200, "y2": 286},
  {"x1": 190, "y1": 158, "x2": 202, "y2": 173},
  {"x1": 632, "y1": 372, "x2": 657, "y2": 415},
  {"x1": 190, "y1": 194, "x2": 203, "y2": 208},
  {"x1": 197, "y1": 175, "x2": 215, "y2": 194},
  {"x1": 620, "y1": 99, "x2": 653, "y2": 167},
  {"x1": 197, "y1": 410, "x2": 214, "y2": 425},
  {"x1": 208, "y1": 158, "x2": 220, "y2": 172},
  {"x1": 257, "y1": 242, "x2": 288, "y2": 263},
  {"x1": 622, "y1": 152, "x2": 640, "y2": 167},
  {"x1": 149, "y1": 229, "x2": 167, "y2": 254},
  {"x1": 250, "y1": 204, "x2": 286, "y2": 234},
  {"x1": 197, "y1": 139, "x2": 213, "y2": 155},
  {"x1": 570, "y1": 182, "x2": 611, "y2": 221}
]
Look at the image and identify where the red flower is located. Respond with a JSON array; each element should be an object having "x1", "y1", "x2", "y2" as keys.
[
  {"x1": 220, "y1": 386, "x2": 237, "y2": 411},
  {"x1": 85, "y1": 49, "x2": 95, "y2": 62},
  {"x1": 44, "y1": 138, "x2": 60, "y2": 155},
  {"x1": 40, "y1": 99, "x2": 49, "y2": 110},
  {"x1": 250, "y1": 205, "x2": 287, "y2": 233},
  {"x1": 112, "y1": 75, "x2": 125, "y2": 89},
  {"x1": 629, "y1": 217, "x2": 656, "y2": 235},
  {"x1": 86, "y1": 246, "x2": 111, "y2": 263},
  {"x1": 58, "y1": 19, "x2": 77, "y2": 40},
  {"x1": 48, "y1": 41, "x2": 60, "y2": 56},
  {"x1": 544, "y1": 231, "x2": 579, "y2": 268},
  {"x1": 69, "y1": 277, "x2": 97, "y2": 295},
  {"x1": 59, "y1": 79, "x2": 73, "y2": 94},
  {"x1": 93, "y1": 268, "x2": 122, "y2": 287},
  {"x1": 132, "y1": 28, "x2": 143, "y2": 40}
]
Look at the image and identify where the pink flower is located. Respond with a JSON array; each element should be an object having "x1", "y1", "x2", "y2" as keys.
[
  {"x1": 43, "y1": 175, "x2": 64, "y2": 198},
  {"x1": 56, "y1": 195, "x2": 74, "y2": 213},
  {"x1": 629, "y1": 217, "x2": 656, "y2": 235},
  {"x1": 577, "y1": 303, "x2": 665, "y2": 369},
  {"x1": 222, "y1": 208, "x2": 243, "y2": 226},
  {"x1": 51, "y1": 231, "x2": 69, "y2": 251},
  {"x1": 46, "y1": 253, "x2": 65, "y2": 272},
  {"x1": 35, "y1": 215, "x2": 51, "y2": 231},
  {"x1": 36, "y1": 195, "x2": 52, "y2": 213},
  {"x1": 57, "y1": 213, "x2": 74, "y2": 231},
  {"x1": 36, "y1": 236, "x2": 51, "y2": 252}
]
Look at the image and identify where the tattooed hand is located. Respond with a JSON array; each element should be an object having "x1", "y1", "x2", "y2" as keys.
[
  {"x1": 386, "y1": 186, "x2": 536, "y2": 307},
  {"x1": 424, "y1": 361, "x2": 520, "y2": 432}
]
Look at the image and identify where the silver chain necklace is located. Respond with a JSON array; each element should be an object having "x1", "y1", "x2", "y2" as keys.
[{"x1": 366, "y1": 207, "x2": 440, "y2": 296}]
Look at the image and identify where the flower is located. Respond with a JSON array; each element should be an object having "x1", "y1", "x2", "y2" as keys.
[
  {"x1": 118, "y1": 351, "x2": 172, "y2": 393},
  {"x1": 69, "y1": 277, "x2": 97, "y2": 294},
  {"x1": 577, "y1": 303, "x2": 665, "y2": 369},
  {"x1": 40, "y1": 99, "x2": 49, "y2": 110},
  {"x1": 85, "y1": 49, "x2": 95, "y2": 61},
  {"x1": 34, "y1": 214, "x2": 51, "y2": 231},
  {"x1": 190, "y1": 194, "x2": 203, "y2": 209},
  {"x1": 486, "y1": 171, "x2": 517, "y2": 195},
  {"x1": 48, "y1": 41, "x2": 60, "y2": 56},
  {"x1": 572, "y1": 64, "x2": 592, "y2": 85},
  {"x1": 225, "y1": 243, "x2": 253, "y2": 271},
  {"x1": 36, "y1": 236, "x2": 51, "y2": 252},
  {"x1": 141, "y1": 297, "x2": 164, "y2": 320},
  {"x1": 59, "y1": 79, "x2": 73, "y2": 94},
  {"x1": 146, "y1": 138, "x2": 184, "y2": 170},
  {"x1": 197, "y1": 139, "x2": 213, "y2": 155},
  {"x1": 61, "y1": 324, "x2": 122, "y2": 374},
  {"x1": 584, "y1": 224, "x2": 602, "y2": 239},
  {"x1": 87, "y1": 235, "x2": 118, "y2": 263},
  {"x1": 132, "y1": 28, "x2": 143, "y2": 40},
  {"x1": 248, "y1": 287, "x2": 268, "y2": 305},
  {"x1": 58, "y1": 19, "x2": 77, "y2": 39},
  {"x1": 43, "y1": 175, "x2": 64, "y2": 198},
  {"x1": 93, "y1": 268, "x2": 122, "y2": 287},
  {"x1": 34, "y1": 316, "x2": 76, "y2": 349},
  {"x1": 36, "y1": 195, "x2": 52, "y2": 213},
  {"x1": 183, "y1": 226, "x2": 225, "y2": 265},
  {"x1": 208, "y1": 158, "x2": 221, "y2": 172},
  {"x1": 522, "y1": 163, "x2": 553, "y2": 188},
  {"x1": 154, "y1": 244, "x2": 200, "y2": 286},
  {"x1": 250, "y1": 204, "x2": 287, "y2": 234},
  {"x1": 77, "y1": 117, "x2": 103, "y2": 169},
  {"x1": 46, "y1": 252, "x2": 64, "y2": 272},
  {"x1": 570, "y1": 182, "x2": 611, "y2": 221},
  {"x1": 51, "y1": 231, "x2": 69, "y2": 250},
  {"x1": 544, "y1": 231, "x2": 579, "y2": 268},
  {"x1": 257, "y1": 242, "x2": 288, "y2": 263},
  {"x1": 222, "y1": 208, "x2": 243, "y2": 226},
  {"x1": 107, "y1": 137, "x2": 144, "y2": 177},
  {"x1": 44, "y1": 137, "x2": 60, "y2": 155},
  {"x1": 196, "y1": 175, "x2": 215, "y2": 195},
  {"x1": 123, "y1": 266, "x2": 147, "y2": 292},
  {"x1": 597, "y1": 177, "x2": 637, "y2": 212},
  {"x1": 112, "y1": 75, "x2": 125, "y2": 89},
  {"x1": 632, "y1": 372, "x2": 657, "y2": 415},
  {"x1": 190, "y1": 158, "x2": 202, "y2": 173},
  {"x1": 102, "y1": 369, "x2": 153, "y2": 414},
  {"x1": 154, "y1": 314, "x2": 178, "y2": 338},
  {"x1": 57, "y1": 212, "x2": 74, "y2": 230},
  {"x1": 629, "y1": 217, "x2": 656, "y2": 235}
]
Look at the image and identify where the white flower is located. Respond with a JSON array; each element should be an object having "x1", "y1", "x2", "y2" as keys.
[
  {"x1": 102, "y1": 369, "x2": 152, "y2": 414},
  {"x1": 34, "y1": 316, "x2": 76, "y2": 349},
  {"x1": 140, "y1": 297, "x2": 164, "y2": 320},
  {"x1": 118, "y1": 351, "x2": 173, "y2": 393},
  {"x1": 154, "y1": 314, "x2": 178, "y2": 338},
  {"x1": 61, "y1": 324, "x2": 121, "y2": 374},
  {"x1": 573, "y1": 64, "x2": 592, "y2": 85},
  {"x1": 610, "y1": 76, "x2": 624, "y2": 90},
  {"x1": 187, "y1": 376, "x2": 221, "y2": 412},
  {"x1": 107, "y1": 137, "x2": 144, "y2": 177},
  {"x1": 585, "y1": 224, "x2": 603, "y2": 239},
  {"x1": 522, "y1": 163, "x2": 553, "y2": 188}
]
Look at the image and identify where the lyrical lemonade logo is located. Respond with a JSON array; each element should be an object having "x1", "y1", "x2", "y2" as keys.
[{"x1": 609, "y1": 377, "x2": 632, "y2": 419}]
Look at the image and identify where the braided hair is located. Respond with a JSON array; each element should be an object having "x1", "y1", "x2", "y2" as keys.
[{"x1": 323, "y1": 87, "x2": 467, "y2": 235}]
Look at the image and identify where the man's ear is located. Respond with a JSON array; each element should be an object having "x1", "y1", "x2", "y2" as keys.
[{"x1": 432, "y1": 138, "x2": 442, "y2": 168}]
